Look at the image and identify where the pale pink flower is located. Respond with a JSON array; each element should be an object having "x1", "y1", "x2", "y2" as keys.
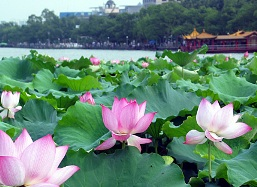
[
  {"x1": 58, "y1": 56, "x2": 70, "y2": 61},
  {"x1": 80, "y1": 92, "x2": 95, "y2": 105},
  {"x1": 142, "y1": 62, "x2": 149, "y2": 68},
  {"x1": 95, "y1": 97, "x2": 156, "y2": 152},
  {"x1": 111, "y1": 60, "x2": 120, "y2": 64},
  {"x1": 0, "y1": 129, "x2": 79, "y2": 186},
  {"x1": 244, "y1": 51, "x2": 249, "y2": 58},
  {"x1": 90, "y1": 57, "x2": 100, "y2": 65},
  {"x1": 184, "y1": 98, "x2": 252, "y2": 154},
  {"x1": 225, "y1": 56, "x2": 229, "y2": 61},
  {"x1": 0, "y1": 91, "x2": 22, "y2": 119}
]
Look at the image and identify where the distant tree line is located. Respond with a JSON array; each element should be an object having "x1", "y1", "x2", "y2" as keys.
[{"x1": 0, "y1": 0, "x2": 256, "y2": 47}]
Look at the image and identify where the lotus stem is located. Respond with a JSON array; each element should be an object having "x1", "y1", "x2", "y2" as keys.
[
  {"x1": 208, "y1": 141, "x2": 212, "y2": 182},
  {"x1": 122, "y1": 141, "x2": 126, "y2": 149},
  {"x1": 154, "y1": 139, "x2": 158, "y2": 153}
]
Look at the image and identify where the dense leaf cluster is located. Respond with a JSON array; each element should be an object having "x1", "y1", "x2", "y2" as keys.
[
  {"x1": 1, "y1": 0, "x2": 257, "y2": 45},
  {"x1": 0, "y1": 47, "x2": 257, "y2": 186}
]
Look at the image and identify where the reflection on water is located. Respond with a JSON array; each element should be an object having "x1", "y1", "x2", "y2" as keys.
[{"x1": 0, "y1": 47, "x2": 252, "y2": 61}]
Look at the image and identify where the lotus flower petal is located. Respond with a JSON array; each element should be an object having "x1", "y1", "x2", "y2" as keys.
[
  {"x1": 217, "y1": 122, "x2": 252, "y2": 139},
  {"x1": 127, "y1": 135, "x2": 152, "y2": 152},
  {"x1": 138, "y1": 101, "x2": 147, "y2": 118},
  {"x1": 102, "y1": 105, "x2": 119, "y2": 133},
  {"x1": 196, "y1": 99, "x2": 220, "y2": 131},
  {"x1": 112, "y1": 132, "x2": 130, "y2": 142},
  {"x1": 131, "y1": 112, "x2": 156, "y2": 134},
  {"x1": 184, "y1": 130, "x2": 207, "y2": 144},
  {"x1": 0, "y1": 156, "x2": 25, "y2": 186},
  {"x1": 210, "y1": 103, "x2": 234, "y2": 132},
  {"x1": 0, "y1": 110, "x2": 8, "y2": 120},
  {"x1": 119, "y1": 102, "x2": 139, "y2": 132},
  {"x1": 47, "y1": 146, "x2": 69, "y2": 177},
  {"x1": 14, "y1": 129, "x2": 33, "y2": 158},
  {"x1": 21, "y1": 135, "x2": 56, "y2": 185},
  {"x1": 0, "y1": 130, "x2": 17, "y2": 156},
  {"x1": 205, "y1": 130, "x2": 223, "y2": 142},
  {"x1": 45, "y1": 166, "x2": 80, "y2": 185},
  {"x1": 95, "y1": 137, "x2": 116, "y2": 151},
  {"x1": 214, "y1": 141, "x2": 233, "y2": 154},
  {"x1": 111, "y1": 97, "x2": 128, "y2": 118},
  {"x1": 80, "y1": 92, "x2": 95, "y2": 105}
]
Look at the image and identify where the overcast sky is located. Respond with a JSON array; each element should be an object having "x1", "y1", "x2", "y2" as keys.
[{"x1": 0, "y1": 0, "x2": 141, "y2": 22}]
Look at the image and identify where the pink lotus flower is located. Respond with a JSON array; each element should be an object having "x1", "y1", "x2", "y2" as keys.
[
  {"x1": 0, "y1": 129, "x2": 79, "y2": 186},
  {"x1": 95, "y1": 97, "x2": 156, "y2": 152},
  {"x1": 58, "y1": 56, "x2": 70, "y2": 61},
  {"x1": 142, "y1": 62, "x2": 149, "y2": 68},
  {"x1": 0, "y1": 91, "x2": 22, "y2": 119},
  {"x1": 80, "y1": 92, "x2": 95, "y2": 105},
  {"x1": 90, "y1": 57, "x2": 100, "y2": 65},
  {"x1": 225, "y1": 56, "x2": 229, "y2": 61},
  {"x1": 244, "y1": 51, "x2": 249, "y2": 58},
  {"x1": 184, "y1": 98, "x2": 252, "y2": 154}
]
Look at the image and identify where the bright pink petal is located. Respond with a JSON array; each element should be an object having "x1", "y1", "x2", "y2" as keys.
[
  {"x1": 95, "y1": 137, "x2": 116, "y2": 150},
  {"x1": 21, "y1": 135, "x2": 56, "y2": 185},
  {"x1": 111, "y1": 97, "x2": 128, "y2": 117},
  {"x1": 0, "y1": 130, "x2": 17, "y2": 156},
  {"x1": 30, "y1": 183, "x2": 58, "y2": 187},
  {"x1": 119, "y1": 102, "x2": 139, "y2": 132},
  {"x1": 102, "y1": 105, "x2": 119, "y2": 133},
  {"x1": 196, "y1": 99, "x2": 220, "y2": 130},
  {"x1": 217, "y1": 122, "x2": 252, "y2": 139},
  {"x1": 47, "y1": 146, "x2": 68, "y2": 177},
  {"x1": 210, "y1": 103, "x2": 234, "y2": 132},
  {"x1": 127, "y1": 135, "x2": 152, "y2": 152},
  {"x1": 205, "y1": 130, "x2": 223, "y2": 142},
  {"x1": 45, "y1": 166, "x2": 80, "y2": 185},
  {"x1": 131, "y1": 112, "x2": 156, "y2": 134},
  {"x1": 214, "y1": 141, "x2": 233, "y2": 154},
  {"x1": 184, "y1": 130, "x2": 207, "y2": 144},
  {"x1": 112, "y1": 132, "x2": 130, "y2": 142},
  {"x1": 15, "y1": 129, "x2": 33, "y2": 158},
  {"x1": 0, "y1": 156, "x2": 25, "y2": 186}
]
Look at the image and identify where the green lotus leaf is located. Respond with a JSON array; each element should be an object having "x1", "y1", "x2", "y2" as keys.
[
  {"x1": 54, "y1": 102, "x2": 109, "y2": 151},
  {"x1": 209, "y1": 70, "x2": 257, "y2": 108},
  {"x1": 160, "y1": 45, "x2": 208, "y2": 67},
  {"x1": 215, "y1": 141, "x2": 257, "y2": 187},
  {"x1": 33, "y1": 69, "x2": 61, "y2": 92},
  {"x1": 129, "y1": 80, "x2": 201, "y2": 121},
  {"x1": 7, "y1": 99, "x2": 57, "y2": 140},
  {"x1": 0, "y1": 74, "x2": 33, "y2": 90},
  {"x1": 62, "y1": 147, "x2": 189, "y2": 187},
  {"x1": 0, "y1": 57, "x2": 35, "y2": 81},
  {"x1": 53, "y1": 74, "x2": 102, "y2": 91},
  {"x1": 163, "y1": 116, "x2": 202, "y2": 138}
]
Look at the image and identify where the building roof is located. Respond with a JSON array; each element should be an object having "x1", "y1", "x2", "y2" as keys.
[
  {"x1": 216, "y1": 31, "x2": 257, "y2": 40},
  {"x1": 183, "y1": 28, "x2": 216, "y2": 39},
  {"x1": 196, "y1": 29, "x2": 216, "y2": 39},
  {"x1": 184, "y1": 28, "x2": 257, "y2": 40}
]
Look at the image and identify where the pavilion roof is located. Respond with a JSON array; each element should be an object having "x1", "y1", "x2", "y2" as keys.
[
  {"x1": 216, "y1": 31, "x2": 257, "y2": 40},
  {"x1": 183, "y1": 28, "x2": 216, "y2": 39}
]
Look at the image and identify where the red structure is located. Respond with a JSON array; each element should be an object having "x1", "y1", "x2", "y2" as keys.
[{"x1": 182, "y1": 28, "x2": 257, "y2": 53}]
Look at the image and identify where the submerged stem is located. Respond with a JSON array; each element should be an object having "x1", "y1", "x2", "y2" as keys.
[
  {"x1": 122, "y1": 141, "x2": 126, "y2": 149},
  {"x1": 208, "y1": 141, "x2": 213, "y2": 182}
]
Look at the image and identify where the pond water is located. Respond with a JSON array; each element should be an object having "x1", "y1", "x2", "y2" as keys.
[{"x1": 0, "y1": 47, "x2": 254, "y2": 61}]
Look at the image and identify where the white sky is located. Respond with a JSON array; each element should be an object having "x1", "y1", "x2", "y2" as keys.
[{"x1": 0, "y1": 0, "x2": 141, "y2": 22}]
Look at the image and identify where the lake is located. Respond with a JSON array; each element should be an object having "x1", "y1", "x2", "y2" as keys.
[{"x1": 0, "y1": 47, "x2": 253, "y2": 61}]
